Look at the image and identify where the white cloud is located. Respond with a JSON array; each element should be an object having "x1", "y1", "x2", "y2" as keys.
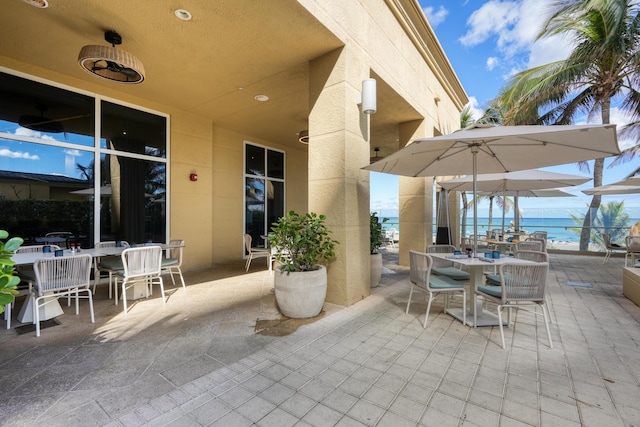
[
  {"x1": 465, "y1": 97, "x2": 485, "y2": 121},
  {"x1": 486, "y1": 57, "x2": 499, "y2": 70},
  {"x1": 0, "y1": 147, "x2": 39, "y2": 160},
  {"x1": 15, "y1": 126, "x2": 56, "y2": 141},
  {"x1": 610, "y1": 107, "x2": 637, "y2": 151},
  {"x1": 460, "y1": 0, "x2": 572, "y2": 72},
  {"x1": 64, "y1": 149, "x2": 82, "y2": 156},
  {"x1": 423, "y1": 5, "x2": 448, "y2": 27}
]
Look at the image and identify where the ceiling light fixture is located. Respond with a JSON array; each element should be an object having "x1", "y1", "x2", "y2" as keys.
[
  {"x1": 174, "y1": 9, "x2": 192, "y2": 21},
  {"x1": 78, "y1": 30, "x2": 145, "y2": 84},
  {"x1": 254, "y1": 94, "x2": 269, "y2": 102},
  {"x1": 298, "y1": 130, "x2": 309, "y2": 144},
  {"x1": 21, "y1": 0, "x2": 48, "y2": 8}
]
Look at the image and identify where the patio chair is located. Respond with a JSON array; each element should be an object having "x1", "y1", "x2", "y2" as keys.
[
  {"x1": 113, "y1": 246, "x2": 165, "y2": 314},
  {"x1": 161, "y1": 239, "x2": 186, "y2": 289},
  {"x1": 406, "y1": 250, "x2": 466, "y2": 328},
  {"x1": 602, "y1": 232, "x2": 625, "y2": 264},
  {"x1": 244, "y1": 234, "x2": 270, "y2": 272},
  {"x1": 384, "y1": 228, "x2": 397, "y2": 249},
  {"x1": 13, "y1": 244, "x2": 62, "y2": 304},
  {"x1": 476, "y1": 260, "x2": 552, "y2": 349},
  {"x1": 92, "y1": 241, "x2": 130, "y2": 297},
  {"x1": 526, "y1": 237, "x2": 547, "y2": 252},
  {"x1": 31, "y1": 253, "x2": 94, "y2": 337},
  {"x1": 486, "y1": 250, "x2": 555, "y2": 324},
  {"x1": 516, "y1": 240, "x2": 543, "y2": 252},
  {"x1": 625, "y1": 235, "x2": 640, "y2": 267},
  {"x1": 426, "y1": 244, "x2": 471, "y2": 281}
]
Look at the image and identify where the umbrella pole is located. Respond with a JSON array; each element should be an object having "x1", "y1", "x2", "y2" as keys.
[
  {"x1": 514, "y1": 195, "x2": 519, "y2": 231},
  {"x1": 472, "y1": 146, "x2": 478, "y2": 256}
]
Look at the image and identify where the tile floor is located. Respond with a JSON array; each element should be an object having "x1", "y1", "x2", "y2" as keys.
[{"x1": 1, "y1": 251, "x2": 639, "y2": 426}]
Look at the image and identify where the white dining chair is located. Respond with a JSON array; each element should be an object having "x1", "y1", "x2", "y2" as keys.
[
  {"x1": 476, "y1": 260, "x2": 552, "y2": 349},
  {"x1": 31, "y1": 253, "x2": 94, "y2": 337},
  {"x1": 8, "y1": 244, "x2": 62, "y2": 327},
  {"x1": 161, "y1": 239, "x2": 186, "y2": 289},
  {"x1": 244, "y1": 234, "x2": 270, "y2": 272},
  {"x1": 93, "y1": 241, "x2": 129, "y2": 297},
  {"x1": 113, "y1": 246, "x2": 164, "y2": 314},
  {"x1": 406, "y1": 250, "x2": 466, "y2": 328},
  {"x1": 625, "y1": 235, "x2": 640, "y2": 267}
]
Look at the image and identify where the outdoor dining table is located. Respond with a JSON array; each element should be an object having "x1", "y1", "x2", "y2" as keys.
[
  {"x1": 429, "y1": 252, "x2": 536, "y2": 327},
  {"x1": 485, "y1": 239, "x2": 519, "y2": 254},
  {"x1": 12, "y1": 243, "x2": 182, "y2": 323}
]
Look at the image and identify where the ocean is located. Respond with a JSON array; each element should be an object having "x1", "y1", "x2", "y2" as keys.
[{"x1": 378, "y1": 217, "x2": 640, "y2": 242}]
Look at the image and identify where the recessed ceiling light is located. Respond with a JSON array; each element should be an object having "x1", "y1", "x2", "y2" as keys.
[
  {"x1": 254, "y1": 94, "x2": 269, "y2": 102},
  {"x1": 21, "y1": 0, "x2": 48, "y2": 8},
  {"x1": 174, "y1": 9, "x2": 192, "y2": 21}
]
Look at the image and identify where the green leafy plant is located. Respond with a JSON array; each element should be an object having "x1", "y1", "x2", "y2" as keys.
[
  {"x1": 370, "y1": 212, "x2": 388, "y2": 254},
  {"x1": 268, "y1": 211, "x2": 338, "y2": 273},
  {"x1": 0, "y1": 230, "x2": 24, "y2": 314}
]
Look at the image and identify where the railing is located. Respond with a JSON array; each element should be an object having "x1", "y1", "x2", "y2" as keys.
[{"x1": 379, "y1": 220, "x2": 635, "y2": 254}]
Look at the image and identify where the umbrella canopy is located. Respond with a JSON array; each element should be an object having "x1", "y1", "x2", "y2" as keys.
[
  {"x1": 437, "y1": 169, "x2": 590, "y2": 193},
  {"x1": 438, "y1": 169, "x2": 590, "y2": 232},
  {"x1": 364, "y1": 124, "x2": 619, "y2": 253},
  {"x1": 365, "y1": 124, "x2": 619, "y2": 177},
  {"x1": 583, "y1": 175, "x2": 640, "y2": 195}
]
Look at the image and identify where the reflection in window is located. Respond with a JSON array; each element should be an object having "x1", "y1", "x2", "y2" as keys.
[
  {"x1": 0, "y1": 70, "x2": 168, "y2": 246},
  {"x1": 100, "y1": 154, "x2": 166, "y2": 243},
  {"x1": 0, "y1": 138, "x2": 94, "y2": 246}
]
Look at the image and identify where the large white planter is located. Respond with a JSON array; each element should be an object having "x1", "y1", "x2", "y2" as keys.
[
  {"x1": 274, "y1": 265, "x2": 327, "y2": 318},
  {"x1": 370, "y1": 252, "x2": 382, "y2": 288}
]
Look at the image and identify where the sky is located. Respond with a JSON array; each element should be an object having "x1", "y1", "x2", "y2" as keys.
[{"x1": 370, "y1": 0, "x2": 640, "y2": 219}]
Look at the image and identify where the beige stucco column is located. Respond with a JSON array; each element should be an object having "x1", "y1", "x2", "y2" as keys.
[
  {"x1": 398, "y1": 121, "x2": 433, "y2": 267},
  {"x1": 307, "y1": 48, "x2": 371, "y2": 306}
]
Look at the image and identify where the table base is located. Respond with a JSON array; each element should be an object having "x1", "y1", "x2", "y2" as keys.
[
  {"x1": 17, "y1": 296, "x2": 64, "y2": 324},
  {"x1": 446, "y1": 307, "x2": 507, "y2": 327}
]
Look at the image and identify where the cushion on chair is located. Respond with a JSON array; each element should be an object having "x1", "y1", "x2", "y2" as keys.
[
  {"x1": 429, "y1": 275, "x2": 464, "y2": 289},
  {"x1": 477, "y1": 285, "x2": 502, "y2": 297},
  {"x1": 485, "y1": 273, "x2": 500, "y2": 286},
  {"x1": 432, "y1": 267, "x2": 471, "y2": 281},
  {"x1": 99, "y1": 259, "x2": 124, "y2": 270},
  {"x1": 161, "y1": 257, "x2": 179, "y2": 267}
]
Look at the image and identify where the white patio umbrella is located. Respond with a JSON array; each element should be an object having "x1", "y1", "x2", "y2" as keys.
[
  {"x1": 483, "y1": 189, "x2": 576, "y2": 234},
  {"x1": 582, "y1": 175, "x2": 640, "y2": 195},
  {"x1": 364, "y1": 124, "x2": 620, "y2": 254},
  {"x1": 438, "y1": 169, "x2": 590, "y2": 231}
]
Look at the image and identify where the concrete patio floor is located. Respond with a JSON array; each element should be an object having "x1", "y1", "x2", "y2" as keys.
[{"x1": 1, "y1": 250, "x2": 639, "y2": 426}]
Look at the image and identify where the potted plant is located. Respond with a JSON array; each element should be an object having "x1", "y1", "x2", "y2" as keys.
[
  {"x1": 370, "y1": 212, "x2": 388, "y2": 287},
  {"x1": 268, "y1": 211, "x2": 338, "y2": 318},
  {"x1": 0, "y1": 230, "x2": 24, "y2": 314}
]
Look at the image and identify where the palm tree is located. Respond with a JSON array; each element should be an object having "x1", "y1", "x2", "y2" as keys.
[
  {"x1": 496, "y1": 0, "x2": 640, "y2": 250},
  {"x1": 570, "y1": 201, "x2": 630, "y2": 246}
]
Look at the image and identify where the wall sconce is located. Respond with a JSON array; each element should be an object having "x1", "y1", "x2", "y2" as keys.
[
  {"x1": 359, "y1": 78, "x2": 377, "y2": 114},
  {"x1": 189, "y1": 172, "x2": 198, "y2": 182}
]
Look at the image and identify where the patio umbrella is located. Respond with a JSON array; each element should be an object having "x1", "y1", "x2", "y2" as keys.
[
  {"x1": 364, "y1": 124, "x2": 620, "y2": 254},
  {"x1": 438, "y1": 169, "x2": 590, "y2": 231},
  {"x1": 486, "y1": 188, "x2": 576, "y2": 234},
  {"x1": 582, "y1": 175, "x2": 640, "y2": 195}
]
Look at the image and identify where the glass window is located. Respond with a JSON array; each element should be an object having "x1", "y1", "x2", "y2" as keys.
[
  {"x1": 101, "y1": 101, "x2": 166, "y2": 156},
  {"x1": 100, "y1": 154, "x2": 166, "y2": 244},
  {"x1": 244, "y1": 143, "x2": 285, "y2": 252},
  {"x1": 0, "y1": 70, "x2": 168, "y2": 247},
  {"x1": 246, "y1": 144, "x2": 264, "y2": 176},
  {"x1": 0, "y1": 138, "x2": 94, "y2": 246},
  {"x1": 0, "y1": 72, "x2": 95, "y2": 146}
]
